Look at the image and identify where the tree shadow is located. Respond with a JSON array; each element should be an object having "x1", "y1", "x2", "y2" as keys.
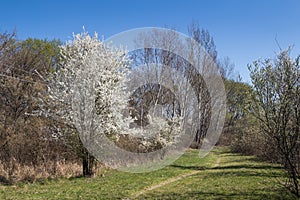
[
  {"x1": 170, "y1": 164, "x2": 283, "y2": 178},
  {"x1": 213, "y1": 164, "x2": 282, "y2": 170},
  {"x1": 0, "y1": 175, "x2": 12, "y2": 186},
  {"x1": 169, "y1": 165, "x2": 207, "y2": 171},
  {"x1": 170, "y1": 150, "x2": 285, "y2": 179},
  {"x1": 208, "y1": 169, "x2": 283, "y2": 179},
  {"x1": 137, "y1": 189, "x2": 296, "y2": 200},
  {"x1": 67, "y1": 174, "x2": 87, "y2": 180}
]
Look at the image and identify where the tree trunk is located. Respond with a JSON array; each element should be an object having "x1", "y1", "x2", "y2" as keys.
[{"x1": 82, "y1": 147, "x2": 94, "y2": 177}]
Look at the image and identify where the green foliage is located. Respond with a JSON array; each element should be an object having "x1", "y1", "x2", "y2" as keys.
[
  {"x1": 220, "y1": 79, "x2": 258, "y2": 150},
  {"x1": 224, "y1": 80, "x2": 253, "y2": 130},
  {"x1": 20, "y1": 38, "x2": 61, "y2": 73}
]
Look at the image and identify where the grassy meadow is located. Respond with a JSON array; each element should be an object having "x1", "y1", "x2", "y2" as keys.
[{"x1": 0, "y1": 147, "x2": 297, "y2": 199}]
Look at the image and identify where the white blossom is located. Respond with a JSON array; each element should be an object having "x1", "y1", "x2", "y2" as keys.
[{"x1": 47, "y1": 30, "x2": 132, "y2": 145}]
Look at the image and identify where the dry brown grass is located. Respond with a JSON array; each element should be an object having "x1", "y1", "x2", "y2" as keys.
[{"x1": 0, "y1": 159, "x2": 83, "y2": 184}]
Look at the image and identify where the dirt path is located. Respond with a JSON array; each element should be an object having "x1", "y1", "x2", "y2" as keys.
[
  {"x1": 126, "y1": 157, "x2": 222, "y2": 199},
  {"x1": 213, "y1": 157, "x2": 221, "y2": 168},
  {"x1": 131, "y1": 170, "x2": 199, "y2": 199}
]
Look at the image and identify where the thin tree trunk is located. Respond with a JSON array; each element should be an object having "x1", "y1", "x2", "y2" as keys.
[{"x1": 82, "y1": 147, "x2": 94, "y2": 177}]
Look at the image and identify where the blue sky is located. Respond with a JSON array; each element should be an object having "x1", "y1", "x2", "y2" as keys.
[{"x1": 1, "y1": 0, "x2": 299, "y2": 83}]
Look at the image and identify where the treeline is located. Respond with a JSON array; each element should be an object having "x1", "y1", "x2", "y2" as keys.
[{"x1": 0, "y1": 32, "x2": 87, "y2": 183}]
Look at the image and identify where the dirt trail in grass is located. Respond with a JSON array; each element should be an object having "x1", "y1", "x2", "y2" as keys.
[
  {"x1": 213, "y1": 157, "x2": 221, "y2": 168},
  {"x1": 128, "y1": 157, "x2": 222, "y2": 199}
]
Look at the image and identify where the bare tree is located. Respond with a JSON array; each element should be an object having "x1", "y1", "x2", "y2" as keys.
[
  {"x1": 249, "y1": 49, "x2": 300, "y2": 197},
  {"x1": 126, "y1": 29, "x2": 188, "y2": 151},
  {"x1": 128, "y1": 23, "x2": 221, "y2": 149},
  {"x1": 188, "y1": 21, "x2": 217, "y2": 62}
]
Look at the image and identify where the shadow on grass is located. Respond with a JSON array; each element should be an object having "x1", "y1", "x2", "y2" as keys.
[
  {"x1": 169, "y1": 165, "x2": 207, "y2": 171},
  {"x1": 68, "y1": 175, "x2": 85, "y2": 181},
  {"x1": 170, "y1": 150, "x2": 284, "y2": 180},
  {"x1": 213, "y1": 164, "x2": 282, "y2": 170},
  {"x1": 169, "y1": 164, "x2": 283, "y2": 178},
  {"x1": 170, "y1": 162, "x2": 281, "y2": 171},
  {"x1": 207, "y1": 169, "x2": 283, "y2": 179},
  {"x1": 138, "y1": 189, "x2": 296, "y2": 200},
  {"x1": 0, "y1": 175, "x2": 12, "y2": 186}
]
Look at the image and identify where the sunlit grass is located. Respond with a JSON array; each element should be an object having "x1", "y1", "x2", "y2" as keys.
[
  {"x1": 0, "y1": 147, "x2": 297, "y2": 199},
  {"x1": 137, "y1": 148, "x2": 295, "y2": 200}
]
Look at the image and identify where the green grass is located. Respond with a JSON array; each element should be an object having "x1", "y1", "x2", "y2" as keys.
[
  {"x1": 137, "y1": 148, "x2": 296, "y2": 199},
  {"x1": 0, "y1": 147, "x2": 297, "y2": 199}
]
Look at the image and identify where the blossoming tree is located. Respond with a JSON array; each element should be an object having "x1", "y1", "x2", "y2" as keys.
[{"x1": 47, "y1": 31, "x2": 131, "y2": 176}]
